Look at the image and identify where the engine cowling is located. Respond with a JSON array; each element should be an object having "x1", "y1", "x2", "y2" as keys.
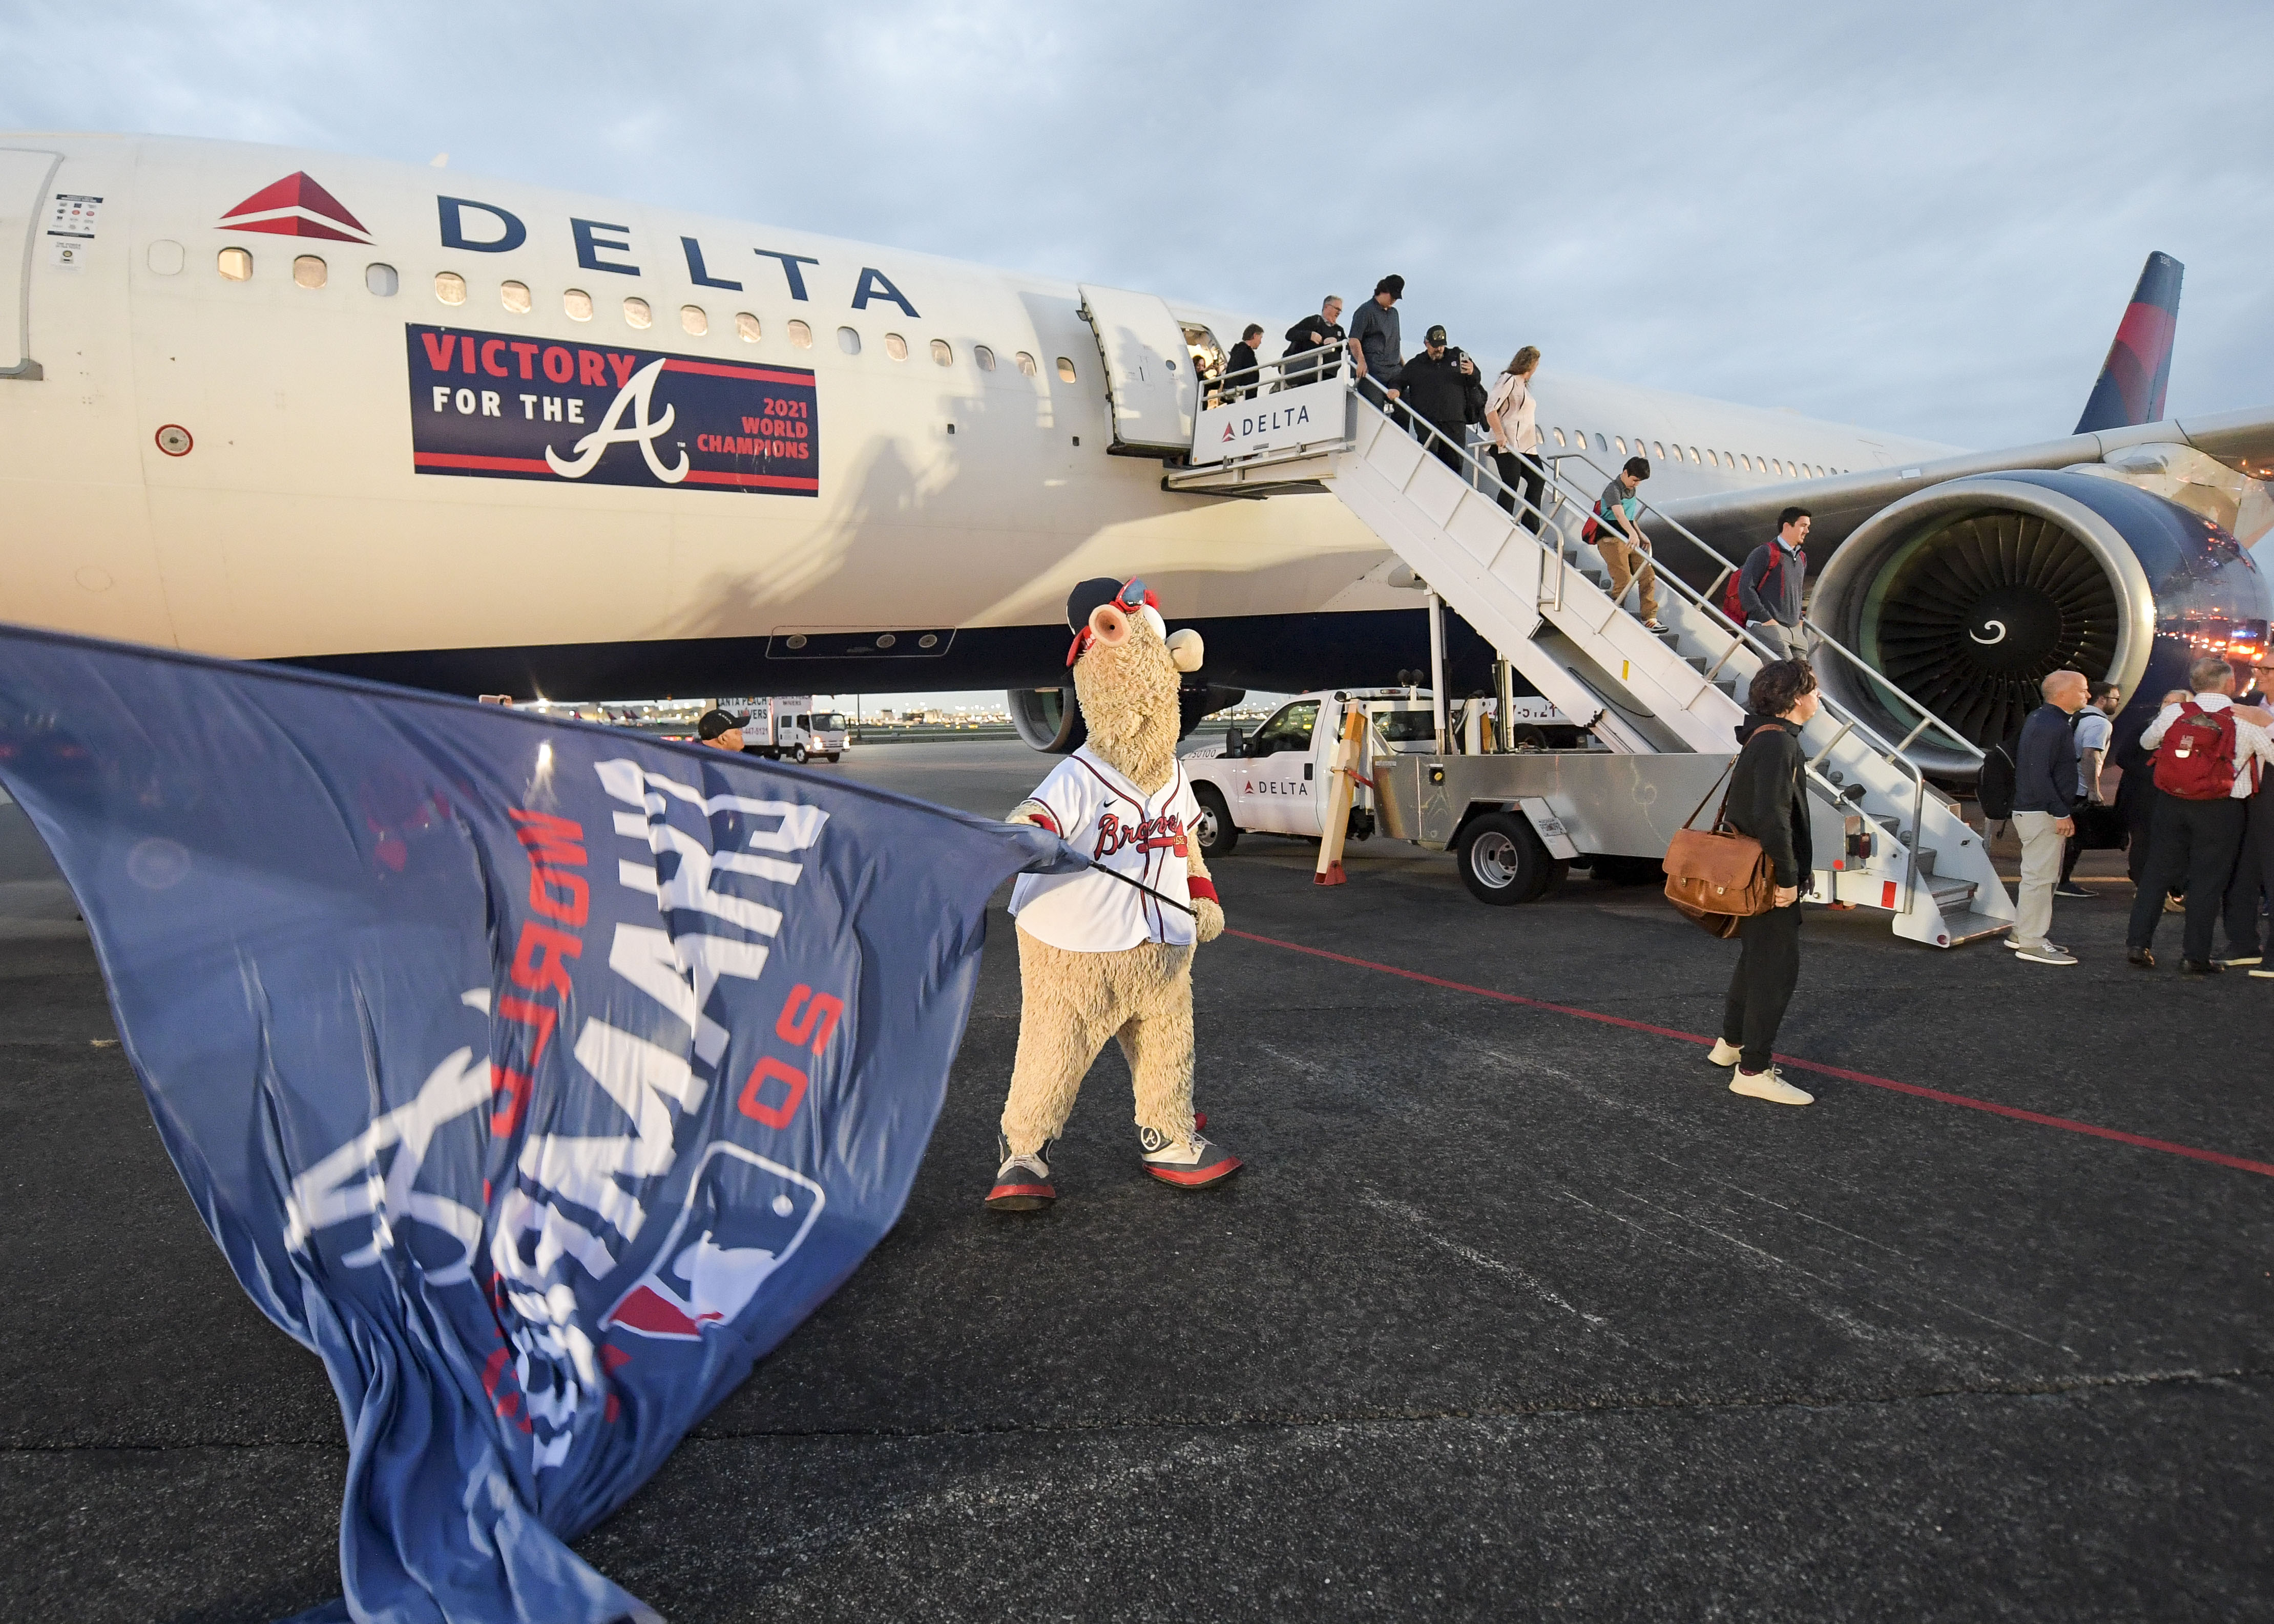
[{"x1": 1810, "y1": 471, "x2": 2271, "y2": 775}]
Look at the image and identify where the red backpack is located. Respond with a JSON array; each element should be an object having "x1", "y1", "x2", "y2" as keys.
[
  {"x1": 1724, "y1": 550, "x2": 1790, "y2": 622},
  {"x1": 2152, "y1": 702, "x2": 2238, "y2": 800}
]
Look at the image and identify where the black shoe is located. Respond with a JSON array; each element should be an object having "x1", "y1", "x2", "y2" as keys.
[
  {"x1": 2180, "y1": 959, "x2": 2224, "y2": 976},
  {"x1": 2127, "y1": 947, "x2": 2155, "y2": 969},
  {"x1": 985, "y1": 1134, "x2": 1057, "y2": 1211},
  {"x1": 2052, "y1": 885, "x2": 2094, "y2": 899}
]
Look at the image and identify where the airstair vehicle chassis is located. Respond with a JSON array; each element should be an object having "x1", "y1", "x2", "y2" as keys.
[{"x1": 1164, "y1": 367, "x2": 2015, "y2": 947}]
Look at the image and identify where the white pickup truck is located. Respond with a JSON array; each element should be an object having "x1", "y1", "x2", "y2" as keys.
[{"x1": 1180, "y1": 687, "x2": 1576, "y2": 860}]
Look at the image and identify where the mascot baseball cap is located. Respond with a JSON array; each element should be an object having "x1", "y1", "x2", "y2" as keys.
[
  {"x1": 1064, "y1": 577, "x2": 1167, "y2": 666},
  {"x1": 697, "y1": 709, "x2": 739, "y2": 740}
]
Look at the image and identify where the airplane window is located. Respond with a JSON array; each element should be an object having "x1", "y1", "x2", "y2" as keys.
[
  {"x1": 1653, "y1": 441, "x2": 1665, "y2": 459},
  {"x1": 1594, "y1": 433, "x2": 1608, "y2": 452},
  {"x1": 975, "y1": 345, "x2": 996, "y2": 371},
  {"x1": 931, "y1": 339, "x2": 953, "y2": 366},
  {"x1": 500, "y1": 280, "x2": 531, "y2": 314},
  {"x1": 292, "y1": 255, "x2": 326, "y2": 290},
  {"x1": 884, "y1": 333, "x2": 908, "y2": 361},
  {"x1": 434, "y1": 271, "x2": 466, "y2": 306},
  {"x1": 788, "y1": 320, "x2": 813, "y2": 348},
  {"x1": 1614, "y1": 437, "x2": 1626, "y2": 455},
  {"x1": 1737, "y1": 454, "x2": 1751, "y2": 472},
  {"x1": 623, "y1": 298, "x2": 652, "y2": 329},
  {"x1": 148, "y1": 240, "x2": 185, "y2": 275},
  {"x1": 217, "y1": 247, "x2": 253, "y2": 281},
  {"x1": 364, "y1": 263, "x2": 398, "y2": 297},
  {"x1": 1686, "y1": 446, "x2": 1699, "y2": 463},
  {"x1": 1015, "y1": 351, "x2": 1038, "y2": 376},
  {"x1": 681, "y1": 305, "x2": 707, "y2": 336},
  {"x1": 564, "y1": 289, "x2": 593, "y2": 321},
  {"x1": 735, "y1": 312, "x2": 762, "y2": 343},
  {"x1": 1056, "y1": 356, "x2": 1078, "y2": 382},
  {"x1": 1551, "y1": 428, "x2": 1564, "y2": 447},
  {"x1": 838, "y1": 326, "x2": 862, "y2": 355}
]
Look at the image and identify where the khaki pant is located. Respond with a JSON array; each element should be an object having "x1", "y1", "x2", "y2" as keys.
[
  {"x1": 2012, "y1": 810, "x2": 2066, "y2": 952},
  {"x1": 1596, "y1": 536, "x2": 1659, "y2": 621},
  {"x1": 999, "y1": 927, "x2": 1197, "y2": 1156}
]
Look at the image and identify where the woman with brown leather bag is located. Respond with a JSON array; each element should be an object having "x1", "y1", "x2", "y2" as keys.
[{"x1": 1708, "y1": 660, "x2": 1821, "y2": 1106}]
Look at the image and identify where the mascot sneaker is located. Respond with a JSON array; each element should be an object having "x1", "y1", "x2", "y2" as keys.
[
  {"x1": 985, "y1": 1135, "x2": 1057, "y2": 1212},
  {"x1": 1138, "y1": 1125, "x2": 1243, "y2": 1188}
]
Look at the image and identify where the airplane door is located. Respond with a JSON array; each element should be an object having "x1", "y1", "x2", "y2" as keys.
[
  {"x1": 0, "y1": 150, "x2": 61, "y2": 377},
  {"x1": 1077, "y1": 284, "x2": 1196, "y2": 454}
]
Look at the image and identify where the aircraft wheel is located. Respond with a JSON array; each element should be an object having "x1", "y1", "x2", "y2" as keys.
[
  {"x1": 1456, "y1": 812, "x2": 1557, "y2": 905},
  {"x1": 1192, "y1": 786, "x2": 1239, "y2": 857}
]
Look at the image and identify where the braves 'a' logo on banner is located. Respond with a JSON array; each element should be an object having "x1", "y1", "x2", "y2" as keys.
[{"x1": 406, "y1": 324, "x2": 819, "y2": 496}]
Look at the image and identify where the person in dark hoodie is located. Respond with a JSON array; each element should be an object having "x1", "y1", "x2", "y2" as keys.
[{"x1": 1707, "y1": 659, "x2": 1820, "y2": 1106}]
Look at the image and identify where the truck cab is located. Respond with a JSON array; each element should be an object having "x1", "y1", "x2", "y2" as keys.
[
  {"x1": 1182, "y1": 688, "x2": 1522, "y2": 856},
  {"x1": 756, "y1": 697, "x2": 848, "y2": 764}
]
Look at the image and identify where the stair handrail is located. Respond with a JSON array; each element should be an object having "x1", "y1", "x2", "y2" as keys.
[
  {"x1": 1538, "y1": 441, "x2": 1986, "y2": 770},
  {"x1": 1333, "y1": 388, "x2": 1950, "y2": 916}
]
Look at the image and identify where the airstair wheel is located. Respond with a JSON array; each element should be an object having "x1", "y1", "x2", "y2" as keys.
[{"x1": 1862, "y1": 511, "x2": 2118, "y2": 747}]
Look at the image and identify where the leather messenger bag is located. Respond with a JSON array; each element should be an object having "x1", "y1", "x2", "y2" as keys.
[{"x1": 1663, "y1": 763, "x2": 1778, "y2": 937}]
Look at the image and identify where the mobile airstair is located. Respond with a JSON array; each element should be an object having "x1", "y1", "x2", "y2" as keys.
[{"x1": 1163, "y1": 365, "x2": 2011, "y2": 947}]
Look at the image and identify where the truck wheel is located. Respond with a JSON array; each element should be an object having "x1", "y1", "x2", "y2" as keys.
[
  {"x1": 1192, "y1": 786, "x2": 1239, "y2": 857},
  {"x1": 1456, "y1": 812, "x2": 1558, "y2": 905},
  {"x1": 791, "y1": 744, "x2": 807, "y2": 764},
  {"x1": 825, "y1": 754, "x2": 840, "y2": 764}
]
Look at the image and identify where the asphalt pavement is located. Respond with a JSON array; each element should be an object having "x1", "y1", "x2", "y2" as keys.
[{"x1": 3, "y1": 744, "x2": 2269, "y2": 1621}]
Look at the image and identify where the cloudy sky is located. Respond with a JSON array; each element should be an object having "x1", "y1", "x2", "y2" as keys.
[
  {"x1": 7, "y1": 0, "x2": 2267, "y2": 708},
  {"x1": 8, "y1": 0, "x2": 2268, "y2": 450}
]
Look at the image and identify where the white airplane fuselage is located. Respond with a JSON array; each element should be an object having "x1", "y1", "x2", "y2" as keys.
[{"x1": 0, "y1": 134, "x2": 1956, "y2": 696}]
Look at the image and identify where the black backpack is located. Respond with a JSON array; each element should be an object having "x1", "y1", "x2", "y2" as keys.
[{"x1": 1977, "y1": 731, "x2": 2021, "y2": 822}]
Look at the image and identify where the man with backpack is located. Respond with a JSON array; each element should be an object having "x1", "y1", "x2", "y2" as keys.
[
  {"x1": 2125, "y1": 656, "x2": 2274, "y2": 974},
  {"x1": 2009, "y1": 669, "x2": 2088, "y2": 965},
  {"x1": 1734, "y1": 509, "x2": 1810, "y2": 660}
]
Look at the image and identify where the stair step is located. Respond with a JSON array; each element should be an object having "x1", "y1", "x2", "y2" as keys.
[
  {"x1": 1914, "y1": 847, "x2": 1937, "y2": 878},
  {"x1": 1651, "y1": 626, "x2": 1679, "y2": 642},
  {"x1": 1716, "y1": 678, "x2": 1737, "y2": 695},
  {"x1": 1936, "y1": 908, "x2": 2012, "y2": 946},
  {"x1": 1928, "y1": 876, "x2": 1976, "y2": 910},
  {"x1": 1686, "y1": 656, "x2": 1708, "y2": 672}
]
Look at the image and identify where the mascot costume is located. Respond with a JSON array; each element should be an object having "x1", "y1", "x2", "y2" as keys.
[{"x1": 985, "y1": 577, "x2": 1243, "y2": 1210}]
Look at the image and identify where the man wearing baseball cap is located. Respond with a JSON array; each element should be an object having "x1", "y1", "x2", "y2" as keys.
[
  {"x1": 1391, "y1": 324, "x2": 1485, "y2": 471},
  {"x1": 696, "y1": 709, "x2": 744, "y2": 751}
]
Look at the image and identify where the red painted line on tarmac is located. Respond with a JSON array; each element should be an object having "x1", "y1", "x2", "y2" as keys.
[{"x1": 1224, "y1": 928, "x2": 2274, "y2": 1179}]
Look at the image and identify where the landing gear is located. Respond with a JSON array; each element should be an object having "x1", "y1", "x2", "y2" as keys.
[{"x1": 1455, "y1": 812, "x2": 1565, "y2": 905}]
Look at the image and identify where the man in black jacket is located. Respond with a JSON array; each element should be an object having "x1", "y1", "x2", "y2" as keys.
[
  {"x1": 1390, "y1": 325, "x2": 1485, "y2": 470},
  {"x1": 2010, "y1": 670, "x2": 2087, "y2": 966},
  {"x1": 1708, "y1": 659, "x2": 1819, "y2": 1106},
  {"x1": 1282, "y1": 297, "x2": 1346, "y2": 388},
  {"x1": 1224, "y1": 324, "x2": 1266, "y2": 401}
]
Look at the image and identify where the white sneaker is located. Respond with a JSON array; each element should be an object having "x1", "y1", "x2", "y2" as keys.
[
  {"x1": 1706, "y1": 1038, "x2": 1743, "y2": 1068},
  {"x1": 1730, "y1": 1067, "x2": 1813, "y2": 1106},
  {"x1": 2002, "y1": 936, "x2": 2065, "y2": 953},
  {"x1": 2014, "y1": 945, "x2": 2078, "y2": 965}
]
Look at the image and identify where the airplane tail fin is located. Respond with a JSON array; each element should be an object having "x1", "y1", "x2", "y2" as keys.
[{"x1": 2073, "y1": 251, "x2": 2183, "y2": 434}]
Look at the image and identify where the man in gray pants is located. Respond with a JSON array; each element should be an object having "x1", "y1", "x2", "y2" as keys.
[
  {"x1": 2010, "y1": 669, "x2": 2088, "y2": 965},
  {"x1": 1739, "y1": 507, "x2": 1811, "y2": 660}
]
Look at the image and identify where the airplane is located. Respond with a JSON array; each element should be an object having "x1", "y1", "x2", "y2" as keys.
[{"x1": 1, "y1": 133, "x2": 2267, "y2": 771}]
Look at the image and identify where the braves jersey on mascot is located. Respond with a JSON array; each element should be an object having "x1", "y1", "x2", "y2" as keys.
[{"x1": 1008, "y1": 747, "x2": 1202, "y2": 950}]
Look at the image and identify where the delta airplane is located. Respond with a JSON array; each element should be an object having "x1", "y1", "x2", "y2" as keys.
[{"x1": 3, "y1": 134, "x2": 2269, "y2": 761}]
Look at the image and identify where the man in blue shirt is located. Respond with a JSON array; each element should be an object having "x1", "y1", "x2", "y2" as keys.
[
  {"x1": 2010, "y1": 669, "x2": 2087, "y2": 965},
  {"x1": 1349, "y1": 275, "x2": 1403, "y2": 406},
  {"x1": 1595, "y1": 456, "x2": 1662, "y2": 629}
]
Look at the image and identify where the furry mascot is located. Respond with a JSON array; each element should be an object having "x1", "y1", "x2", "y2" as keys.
[{"x1": 985, "y1": 577, "x2": 1242, "y2": 1211}]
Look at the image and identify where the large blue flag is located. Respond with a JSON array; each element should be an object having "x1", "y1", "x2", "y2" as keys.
[{"x1": 0, "y1": 625, "x2": 1071, "y2": 1622}]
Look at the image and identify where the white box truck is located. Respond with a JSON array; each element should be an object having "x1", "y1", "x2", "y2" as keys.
[{"x1": 755, "y1": 697, "x2": 847, "y2": 763}]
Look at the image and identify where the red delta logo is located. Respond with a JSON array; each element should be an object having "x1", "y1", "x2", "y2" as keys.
[{"x1": 218, "y1": 172, "x2": 372, "y2": 244}]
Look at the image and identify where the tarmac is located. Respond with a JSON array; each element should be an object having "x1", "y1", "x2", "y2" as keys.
[{"x1": 3, "y1": 740, "x2": 2270, "y2": 1621}]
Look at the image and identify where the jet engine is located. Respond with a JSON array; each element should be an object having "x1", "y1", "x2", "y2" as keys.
[{"x1": 1809, "y1": 471, "x2": 2271, "y2": 775}]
